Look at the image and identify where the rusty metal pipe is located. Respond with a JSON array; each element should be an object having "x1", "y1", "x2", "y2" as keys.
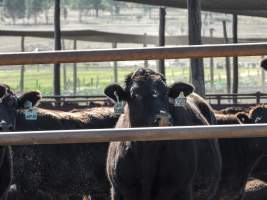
[{"x1": 0, "y1": 43, "x2": 267, "y2": 66}]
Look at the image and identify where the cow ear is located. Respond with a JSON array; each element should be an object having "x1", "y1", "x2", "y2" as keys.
[
  {"x1": 236, "y1": 112, "x2": 251, "y2": 124},
  {"x1": 18, "y1": 91, "x2": 42, "y2": 108},
  {"x1": 260, "y1": 58, "x2": 267, "y2": 71},
  {"x1": 0, "y1": 84, "x2": 7, "y2": 98},
  {"x1": 168, "y1": 82, "x2": 195, "y2": 98},
  {"x1": 104, "y1": 84, "x2": 127, "y2": 102}
]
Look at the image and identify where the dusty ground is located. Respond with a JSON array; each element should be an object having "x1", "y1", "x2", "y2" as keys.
[{"x1": 244, "y1": 179, "x2": 267, "y2": 200}]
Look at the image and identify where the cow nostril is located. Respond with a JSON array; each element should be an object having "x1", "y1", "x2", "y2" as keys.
[
  {"x1": 0, "y1": 120, "x2": 7, "y2": 125},
  {"x1": 0, "y1": 124, "x2": 14, "y2": 131},
  {"x1": 155, "y1": 111, "x2": 172, "y2": 127}
]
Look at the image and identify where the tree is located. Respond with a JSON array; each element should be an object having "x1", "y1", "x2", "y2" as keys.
[
  {"x1": 69, "y1": 0, "x2": 113, "y2": 22},
  {"x1": 26, "y1": 0, "x2": 52, "y2": 24},
  {"x1": 3, "y1": 0, "x2": 26, "y2": 24}
]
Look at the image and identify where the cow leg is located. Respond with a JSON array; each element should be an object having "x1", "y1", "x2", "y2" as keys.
[
  {"x1": 0, "y1": 191, "x2": 8, "y2": 200},
  {"x1": 154, "y1": 185, "x2": 192, "y2": 200},
  {"x1": 217, "y1": 158, "x2": 259, "y2": 200},
  {"x1": 177, "y1": 186, "x2": 193, "y2": 200},
  {"x1": 88, "y1": 193, "x2": 110, "y2": 200},
  {"x1": 110, "y1": 187, "x2": 123, "y2": 200},
  {"x1": 0, "y1": 147, "x2": 12, "y2": 200}
]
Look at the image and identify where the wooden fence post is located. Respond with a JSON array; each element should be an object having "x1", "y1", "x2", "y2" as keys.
[
  {"x1": 232, "y1": 14, "x2": 238, "y2": 103},
  {"x1": 54, "y1": 0, "x2": 61, "y2": 96},
  {"x1": 62, "y1": 39, "x2": 67, "y2": 91},
  {"x1": 158, "y1": 7, "x2": 166, "y2": 76},
  {"x1": 20, "y1": 36, "x2": 25, "y2": 93},
  {"x1": 209, "y1": 28, "x2": 214, "y2": 92},
  {"x1": 222, "y1": 20, "x2": 231, "y2": 95},
  {"x1": 112, "y1": 42, "x2": 118, "y2": 83},
  {"x1": 187, "y1": 0, "x2": 205, "y2": 97},
  {"x1": 143, "y1": 33, "x2": 148, "y2": 68},
  {"x1": 73, "y1": 40, "x2": 77, "y2": 94}
]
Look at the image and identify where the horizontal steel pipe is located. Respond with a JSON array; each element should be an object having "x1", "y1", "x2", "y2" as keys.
[
  {"x1": 0, "y1": 43, "x2": 267, "y2": 65},
  {"x1": 1, "y1": 124, "x2": 267, "y2": 145}
]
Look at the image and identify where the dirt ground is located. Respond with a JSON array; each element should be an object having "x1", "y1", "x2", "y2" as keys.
[{"x1": 244, "y1": 179, "x2": 267, "y2": 200}]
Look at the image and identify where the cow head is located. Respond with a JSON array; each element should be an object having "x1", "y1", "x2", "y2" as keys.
[
  {"x1": 0, "y1": 84, "x2": 41, "y2": 131},
  {"x1": 260, "y1": 58, "x2": 267, "y2": 71},
  {"x1": 248, "y1": 105, "x2": 267, "y2": 123},
  {"x1": 235, "y1": 106, "x2": 267, "y2": 124},
  {"x1": 235, "y1": 112, "x2": 253, "y2": 124},
  {"x1": 105, "y1": 68, "x2": 172, "y2": 127}
]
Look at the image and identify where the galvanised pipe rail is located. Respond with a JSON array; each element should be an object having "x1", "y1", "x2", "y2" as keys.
[
  {"x1": 1, "y1": 124, "x2": 267, "y2": 145},
  {"x1": 0, "y1": 42, "x2": 267, "y2": 65}
]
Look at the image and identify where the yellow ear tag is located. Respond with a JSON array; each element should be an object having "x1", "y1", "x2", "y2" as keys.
[{"x1": 174, "y1": 92, "x2": 187, "y2": 107}]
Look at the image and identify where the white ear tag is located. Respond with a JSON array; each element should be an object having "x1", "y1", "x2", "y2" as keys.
[
  {"x1": 114, "y1": 91, "x2": 124, "y2": 115},
  {"x1": 175, "y1": 92, "x2": 187, "y2": 107},
  {"x1": 24, "y1": 101, "x2": 37, "y2": 120},
  {"x1": 114, "y1": 101, "x2": 124, "y2": 115}
]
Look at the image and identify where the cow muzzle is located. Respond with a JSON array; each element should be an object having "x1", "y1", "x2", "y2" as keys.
[
  {"x1": 154, "y1": 110, "x2": 172, "y2": 127},
  {"x1": 0, "y1": 120, "x2": 13, "y2": 131}
]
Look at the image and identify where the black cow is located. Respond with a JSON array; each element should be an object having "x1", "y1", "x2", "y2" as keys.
[
  {"x1": 12, "y1": 107, "x2": 117, "y2": 200},
  {"x1": 169, "y1": 83, "x2": 221, "y2": 200},
  {"x1": 104, "y1": 68, "x2": 221, "y2": 200},
  {"x1": 0, "y1": 84, "x2": 16, "y2": 200},
  {"x1": 260, "y1": 57, "x2": 267, "y2": 71},
  {"x1": 214, "y1": 107, "x2": 267, "y2": 200},
  {"x1": 237, "y1": 105, "x2": 267, "y2": 184},
  {"x1": 215, "y1": 107, "x2": 249, "y2": 115},
  {"x1": 0, "y1": 84, "x2": 118, "y2": 200}
]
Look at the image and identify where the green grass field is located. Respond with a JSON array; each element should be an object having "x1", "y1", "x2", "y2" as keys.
[{"x1": 0, "y1": 62, "x2": 264, "y2": 96}]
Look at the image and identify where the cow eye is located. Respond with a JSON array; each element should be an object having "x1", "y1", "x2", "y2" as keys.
[
  {"x1": 134, "y1": 94, "x2": 143, "y2": 101},
  {"x1": 131, "y1": 91, "x2": 143, "y2": 101},
  {"x1": 3, "y1": 96, "x2": 17, "y2": 108},
  {"x1": 255, "y1": 117, "x2": 262, "y2": 123},
  {"x1": 152, "y1": 90, "x2": 159, "y2": 98}
]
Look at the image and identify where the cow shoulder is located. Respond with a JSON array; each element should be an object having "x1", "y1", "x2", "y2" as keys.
[
  {"x1": 188, "y1": 93, "x2": 216, "y2": 125},
  {"x1": 215, "y1": 113, "x2": 241, "y2": 125}
]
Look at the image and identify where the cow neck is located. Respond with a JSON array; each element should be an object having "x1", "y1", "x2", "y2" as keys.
[
  {"x1": 14, "y1": 108, "x2": 76, "y2": 131},
  {"x1": 170, "y1": 101, "x2": 208, "y2": 126},
  {"x1": 116, "y1": 103, "x2": 131, "y2": 128}
]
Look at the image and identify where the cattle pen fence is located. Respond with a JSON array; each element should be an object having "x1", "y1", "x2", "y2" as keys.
[
  {"x1": 1, "y1": 42, "x2": 267, "y2": 65},
  {"x1": 2, "y1": 42, "x2": 267, "y2": 145},
  {"x1": 39, "y1": 92, "x2": 267, "y2": 109},
  {"x1": 1, "y1": 124, "x2": 267, "y2": 145}
]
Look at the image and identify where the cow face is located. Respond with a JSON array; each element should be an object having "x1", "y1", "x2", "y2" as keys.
[
  {"x1": 0, "y1": 84, "x2": 41, "y2": 131},
  {"x1": 249, "y1": 106, "x2": 267, "y2": 123},
  {"x1": 0, "y1": 84, "x2": 18, "y2": 131},
  {"x1": 261, "y1": 58, "x2": 267, "y2": 71},
  {"x1": 105, "y1": 68, "x2": 171, "y2": 127},
  {"x1": 235, "y1": 106, "x2": 267, "y2": 124}
]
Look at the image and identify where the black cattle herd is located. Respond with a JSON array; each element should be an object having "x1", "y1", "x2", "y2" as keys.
[{"x1": 1, "y1": 58, "x2": 267, "y2": 200}]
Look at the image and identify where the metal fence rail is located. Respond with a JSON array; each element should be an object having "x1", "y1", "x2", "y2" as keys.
[
  {"x1": 0, "y1": 42, "x2": 267, "y2": 65},
  {"x1": 1, "y1": 124, "x2": 267, "y2": 145}
]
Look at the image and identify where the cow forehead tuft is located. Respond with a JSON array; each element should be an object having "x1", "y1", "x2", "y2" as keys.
[
  {"x1": 132, "y1": 74, "x2": 163, "y2": 81},
  {"x1": 249, "y1": 105, "x2": 267, "y2": 118},
  {"x1": 131, "y1": 68, "x2": 164, "y2": 81}
]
